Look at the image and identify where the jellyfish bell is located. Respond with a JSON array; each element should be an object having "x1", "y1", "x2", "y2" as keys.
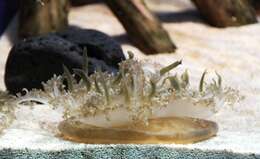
[{"x1": 16, "y1": 52, "x2": 240, "y2": 144}]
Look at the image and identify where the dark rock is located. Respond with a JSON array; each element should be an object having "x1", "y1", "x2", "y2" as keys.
[
  {"x1": 4, "y1": 35, "x2": 116, "y2": 94},
  {"x1": 56, "y1": 27, "x2": 126, "y2": 68},
  {"x1": 70, "y1": 0, "x2": 103, "y2": 6}
]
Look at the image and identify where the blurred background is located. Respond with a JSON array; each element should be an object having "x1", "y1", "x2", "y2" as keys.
[{"x1": 0, "y1": 0, "x2": 260, "y2": 92}]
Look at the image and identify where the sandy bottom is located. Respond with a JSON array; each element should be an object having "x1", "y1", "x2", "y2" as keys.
[{"x1": 0, "y1": 0, "x2": 259, "y2": 155}]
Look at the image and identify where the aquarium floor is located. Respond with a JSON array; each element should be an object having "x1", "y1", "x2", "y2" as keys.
[
  {"x1": 0, "y1": 0, "x2": 260, "y2": 158},
  {"x1": 0, "y1": 123, "x2": 259, "y2": 159}
]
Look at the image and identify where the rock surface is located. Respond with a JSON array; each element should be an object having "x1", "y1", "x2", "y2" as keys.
[
  {"x1": 4, "y1": 34, "x2": 119, "y2": 94},
  {"x1": 56, "y1": 27, "x2": 126, "y2": 68}
]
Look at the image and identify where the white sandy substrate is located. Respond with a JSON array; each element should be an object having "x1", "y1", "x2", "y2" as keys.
[{"x1": 0, "y1": 0, "x2": 259, "y2": 155}]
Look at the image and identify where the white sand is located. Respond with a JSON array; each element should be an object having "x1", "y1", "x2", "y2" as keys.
[{"x1": 0, "y1": 0, "x2": 259, "y2": 155}]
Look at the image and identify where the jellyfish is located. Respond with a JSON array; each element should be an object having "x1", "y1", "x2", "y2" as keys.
[{"x1": 17, "y1": 51, "x2": 240, "y2": 144}]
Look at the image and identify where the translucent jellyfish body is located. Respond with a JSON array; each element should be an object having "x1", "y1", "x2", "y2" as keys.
[{"x1": 18, "y1": 52, "x2": 240, "y2": 144}]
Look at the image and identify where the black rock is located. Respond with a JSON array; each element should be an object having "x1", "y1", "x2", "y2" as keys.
[
  {"x1": 4, "y1": 35, "x2": 116, "y2": 94},
  {"x1": 56, "y1": 27, "x2": 126, "y2": 68}
]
